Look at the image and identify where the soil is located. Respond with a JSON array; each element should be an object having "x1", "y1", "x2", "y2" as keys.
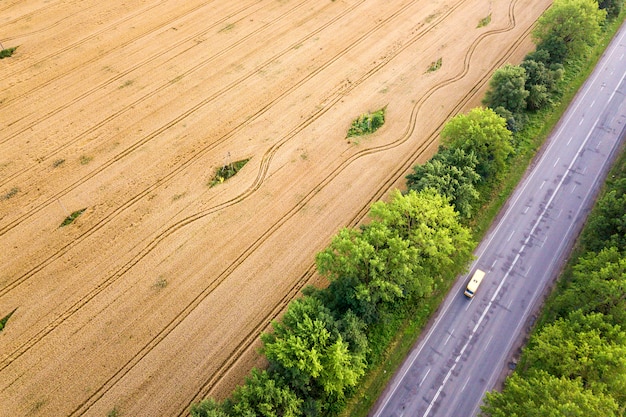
[{"x1": 0, "y1": 0, "x2": 552, "y2": 415}]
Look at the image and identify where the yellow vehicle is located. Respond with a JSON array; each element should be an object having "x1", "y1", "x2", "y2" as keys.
[{"x1": 464, "y1": 269, "x2": 485, "y2": 298}]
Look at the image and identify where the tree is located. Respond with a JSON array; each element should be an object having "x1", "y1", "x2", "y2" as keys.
[
  {"x1": 406, "y1": 147, "x2": 481, "y2": 218},
  {"x1": 526, "y1": 84, "x2": 551, "y2": 111},
  {"x1": 483, "y1": 65, "x2": 529, "y2": 116},
  {"x1": 481, "y1": 370, "x2": 620, "y2": 417},
  {"x1": 598, "y1": 0, "x2": 623, "y2": 18},
  {"x1": 368, "y1": 189, "x2": 473, "y2": 280},
  {"x1": 552, "y1": 247, "x2": 626, "y2": 326},
  {"x1": 316, "y1": 189, "x2": 473, "y2": 321},
  {"x1": 261, "y1": 297, "x2": 366, "y2": 400},
  {"x1": 315, "y1": 223, "x2": 421, "y2": 319},
  {"x1": 441, "y1": 107, "x2": 513, "y2": 180},
  {"x1": 581, "y1": 182, "x2": 626, "y2": 251},
  {"x1": 523, "y1": 311, "x2": 626, "y2": 404},
  {"x1": 520, "y1": 57, "x2": 564, "y2": 111},
  {"x1": 226, "y1": 369, "x2": 303, "y2": 417},
  {"x1": 533, "y1": 0, "x2": 606, "y2": 63}
]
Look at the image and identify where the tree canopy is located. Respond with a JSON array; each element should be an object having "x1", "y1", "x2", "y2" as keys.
[
  {"x1": 481, "y1": 370, "x2": 620, "y2": 417},
  {"x1": 406, "y1": 147, "x2": 481, "y2": 218},
  {"x1": 440, "y1": 107, "x2": 513, "y2": 180},
  {"x1": 261, "y1": 297, "x2": 366, "y2": 399},
  {"x1": 483, "y1": 65, "x2": 529, "y2": 116},
  {"x1": 316, "y1": 189, "x2": 472, "y2": 320},
  {"x1": 533, "y1": 0, "x2": 607, "y2": 63},
  {"x1": 523, "y1": 311, "x2": 626, "y2": 405}
]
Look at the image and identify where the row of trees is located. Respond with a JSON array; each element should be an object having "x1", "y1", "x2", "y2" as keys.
[
  {"x1": 407, "y1": 107, "x2": 512, "y2": 218},
  {"x1": 192, "y1": 190, "x2": 474, "y2": 417},
  {"x1": 409, "y1": 0, "x2": 619, "y2": 223},
  {"x1": 483, "y1": 0, "x2": 615, "y2": 132}
]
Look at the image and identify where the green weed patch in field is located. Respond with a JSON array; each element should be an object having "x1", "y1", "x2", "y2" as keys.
[
  {"x1": 347, "y1": 107, "x2": 386, "y2": 138},
  {"x1": 209, "y1": 158, "x2": 250, "y2": 187},
  {"x1": 478, "y1": 13, "x2": 492, "y2": 28},
  {"x1": 0, "y1": 309, "x2": 17, "y2": 332},
  {"x1": 427, "y1": 57, "x2": 442, "y2": 72},
  {"x1": 60, "y1": 208, "x2": 86, "y2": 227},
  {"x1": 1, "y1": 187, "x2": 19, "y2": 200},
  {"x1": 0, "y1": 46, "x2": 18, "y2": 59}
]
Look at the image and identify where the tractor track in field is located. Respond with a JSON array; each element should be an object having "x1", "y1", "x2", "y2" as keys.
[
  {"x1": 0, "y1": 0, "x2": 264, "y2": 140},
  {"x1": 1, "y1": 0, "x2": 221, "y2": 83},
  {"x1": 60, "y1": 1, "x2": 544, "y2": 415},
  {"x1": 0, "y1": 0, "x2": 380, "y2": 232},
  {"x1": 0, "y1": 2, "x2": 102, "y2": 41},
  {"x1": 1, "y1": 0, "x2": 471, "y2": 382},
  {"x1": 182, "y1": 1, "x2": 537, "y2": 412},
  {"x1": 0, "y1": 0, "x2": 460, "y2": 292}
]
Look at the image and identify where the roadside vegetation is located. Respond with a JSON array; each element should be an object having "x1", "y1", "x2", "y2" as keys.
[{"x1": 190, "y1": 0, "x2": 625, "y2": 416}]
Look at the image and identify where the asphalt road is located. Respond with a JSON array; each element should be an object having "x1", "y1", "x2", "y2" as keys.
[{"x1": 370, "y1": 21, "x2": 626, "y2": 417}]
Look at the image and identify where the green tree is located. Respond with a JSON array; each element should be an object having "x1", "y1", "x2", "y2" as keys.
[
  {"x1": 481, "y1": 370, "x2": 620, "y2": 417},
  {"x1": 598, "y1": 0, "x2": 623, "y2": 18},
  {"x1": 261, "y1": 297, "x2": 366, "y2": 400},
  {"x1": 524, "y1": 311, "x2": 626, "y2": 403},
  {"x1": 533, "y1": 0, "x2": 606, "y2": 62},
  {"x1": 581, "y1": 181, "x2": 626, "y2": 251},
  {"x1": 225, "y1": 369, "x2": 302, "y2": 417},
  {"x1": 520, "y1": 57, "x2": 564, "y2": 111},
  {"x1": 552, "y1": 247, "x2": 626, "y2": 325},
  {"x1": 483, "y1": 65, "x2": 529, "y2": 116},
  {"x1": 315, "y1": 223, "x2": 421, "y2": 317},
  {"x1": 316, "y1": 190, "x2": 472, "y2": 321},
  {"x1": 441, "y1": 107, "x2": 513, "y2": 180},
  {"x1": 406, "y1": 148, "x2": 481, "y2": 218},
  {"x1": 368, "y1": 189, "x2": 473, "y2": 279}
]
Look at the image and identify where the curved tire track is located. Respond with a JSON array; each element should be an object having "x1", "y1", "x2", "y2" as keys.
[{"x1": 69, "y1": 1, "x2": 545, "y2": 415}]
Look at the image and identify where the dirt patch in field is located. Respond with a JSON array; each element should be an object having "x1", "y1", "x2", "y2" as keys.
[{"x1": 0, "y1": 0, "x2": 551, "y2": 415}]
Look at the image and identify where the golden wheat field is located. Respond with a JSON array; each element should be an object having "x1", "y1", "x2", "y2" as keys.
[{"x1": 0, "y1": 0, "x2": 552, "y2": 415}]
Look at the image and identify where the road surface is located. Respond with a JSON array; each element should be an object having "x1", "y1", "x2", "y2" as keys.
[{"x1": 371, "y1": 21, "x2": 626, "y2": 417}]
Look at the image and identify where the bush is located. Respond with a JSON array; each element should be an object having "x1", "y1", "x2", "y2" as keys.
[{"x1": 346, "y1": 107, "x2": 386, "y2": 138}]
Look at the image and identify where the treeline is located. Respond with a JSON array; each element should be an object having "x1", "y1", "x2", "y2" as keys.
[
  {"x1": 191, "y1": 0, "x2": 623, "y2": 416},
  {"x1": 480, "y1": 1, "x2": 626, "y2": 416},
  {"x1": 192, "y1": 189, "x2": 474, "y2": 417}
]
